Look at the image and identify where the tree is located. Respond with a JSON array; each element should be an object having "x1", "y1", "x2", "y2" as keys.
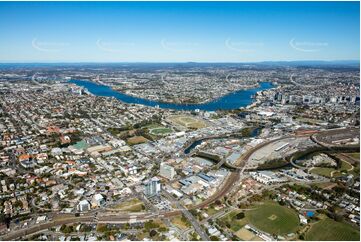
[
  {"x1": 149, "y1": 230, "x2": 158, "y2": 237},
  {"x1": 0, "y1": 213, "x2": 11, "y2": 228},
  {"x1": 96, "y1": 224, "x2": 108, "y2": 233},
  {"x1": 210, "y1": 235, "x2": 220, "y2": 241},
  {"x1": 191, "y1": 232, "x2": 199, "y2": 241},
  {"x1": 235, "y1": 212, "x2": 245, "y2": 220},
  {"x1": 60, "y1": 224, "x2": 74, "y2": 234},
  {"x1": 180, "y1": 215, "x2": 187, "y2": 223},
  {"x1": 123, "y1": 223, "x2": 130, "y2": 230},
  {"x1": 278, "y1": 200, "x2": 286, "y2": 206},
  {"x1": 158, "y1": 227, "x2": 168, "y2": 232},
  {"x1": 144, "y1": 220, "x2": 158, "y2": 230},
  {"x1": 190, "y1": 209, "x2": 198, "y2": 217},
  {"x1": 13, "y1": 200, "x2": 23, "y2": 208},
  {"x1": 231, "y1": 235, "x2": 240, "y2": 241},
  {"x1": 65, "y1": 225, "x2": 74, "y2": 234},
  {"x1": 60, "y1": 224, "x2": 67, "y2": 233}
]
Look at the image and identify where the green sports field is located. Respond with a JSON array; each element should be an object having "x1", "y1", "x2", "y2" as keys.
[
  {"x1": 306, "y1": 218, "x2": 360, "y2": 241},
  {"x1": 150, "y1": 127, "x2": 173, "y2": 135},
  {"x1": 246, "y1": 202, "x2": 300, "y2": 235}
]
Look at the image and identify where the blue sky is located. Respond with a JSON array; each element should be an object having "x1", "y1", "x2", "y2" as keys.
[{"x1": 0, "y1": 1, "x2": 359, "y2": 62}]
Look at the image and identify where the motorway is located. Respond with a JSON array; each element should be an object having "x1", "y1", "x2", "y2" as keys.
[{"x1": 1, "y1": 127, "x2": 358, "y2": 240}]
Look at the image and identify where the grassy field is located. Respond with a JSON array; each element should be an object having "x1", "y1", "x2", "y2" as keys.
[
  {"x1": 348, "y1": 152, "x2": 360, "y2": 160},
  {"x1": 171, "y1": 215, "x2": 190, "y2": 230},
  {"x1": 136, "y1": 219, "x2": 167, "y2": 240},
  {"x1": 144, "y1": 123, "x2": 162, "y2": 129},
  {"x1": 340, "y1": 160, "x2": 354, "y2": 170},
  {"x1": 245, "y1": 202, "x2": 300, "y2": 235},
  {"x1": 218, "y1": 210, "x2": 248, "y2": 232},
  {"x1": 310, "y1": 160, "x2": 354, "y2": 178},
  {"x1": 310, "y1": 167, "x2": 335, "y2": 177},
  {"x1": 168, "y1": 115, "x2": 207, "y2": 129},
  {"x1": 306, "y1": 218, "x2": 360, "y2": 241},
  {"x1": 314, "y1": 182, "x2": 338, "y2": 190},
  {"x1": 127, "y1": 136, "x2": 149, "y2": 145}
]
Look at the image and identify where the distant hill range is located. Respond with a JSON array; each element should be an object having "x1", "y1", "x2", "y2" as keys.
[{"x1": 256, "y1": 60, "x2": 360, "y2": 68}]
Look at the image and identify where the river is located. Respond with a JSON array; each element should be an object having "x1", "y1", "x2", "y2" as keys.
[
  {"x1": 184, "y1": 127, "x2": 262, "y2": 154},
  {"x1": 70, "y1": 80, "x2": 274, "y2": 111}
]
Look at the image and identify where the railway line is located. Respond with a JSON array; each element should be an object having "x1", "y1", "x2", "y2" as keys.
[{"x1": 1, "y1": 127, "x2": 358, "y2": 241}]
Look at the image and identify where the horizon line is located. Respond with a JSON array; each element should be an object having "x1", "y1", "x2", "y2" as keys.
[{"x1": 0, "y1": 59, "x2": 359, "y2": 64}]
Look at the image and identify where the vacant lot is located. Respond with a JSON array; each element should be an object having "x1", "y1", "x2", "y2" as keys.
[
  {"x1": 235, "y1": 227, "x2": 262, "y2": 241},
  {"x1": 127, "y1": 136, "x2": 149, "y2": 145},
  {"x1": 246, "y1": 202, "x2": 300, "y2": 235},
  {"x1": 110, "y1": 198, "x2": 145, "y2": 212},
  {"x1": 169, "y1": 115, "x2": 207, "y2": 129},
  {"x1": 306, "y1": 218, "x2": 360, "y2": 241}
]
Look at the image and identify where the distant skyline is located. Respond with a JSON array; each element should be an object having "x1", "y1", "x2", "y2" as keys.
[{"x1": 0, "y1": 1, "x2": 359, "y2": 63}]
